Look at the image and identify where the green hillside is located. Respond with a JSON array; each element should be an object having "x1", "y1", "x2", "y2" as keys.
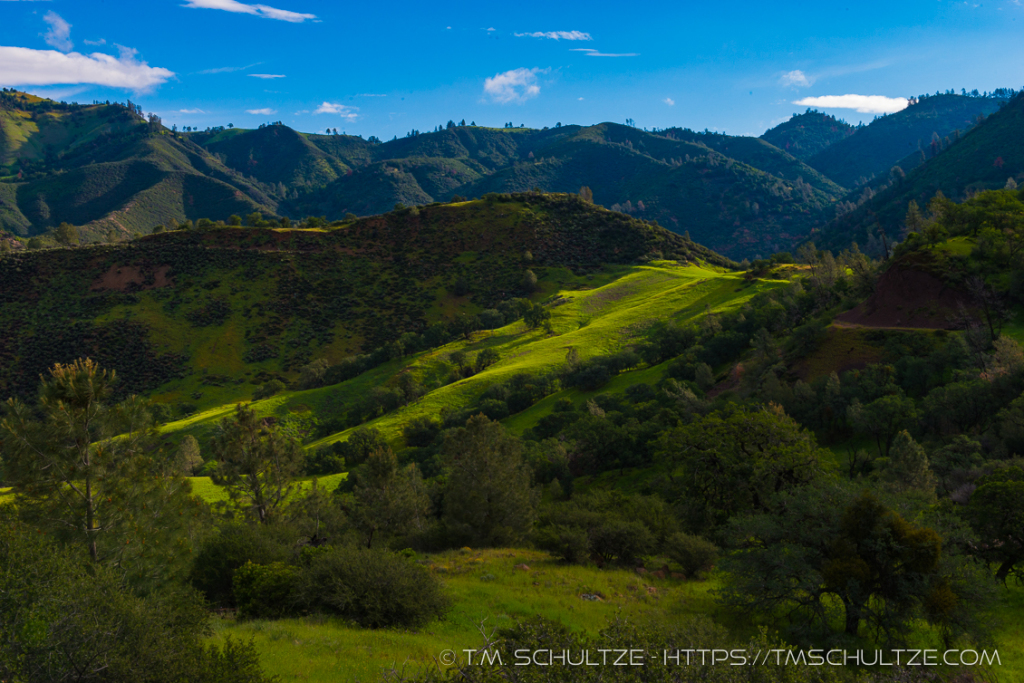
[
  {"x1": 760, "y1": 109, "x2": 857, "y2": 160},
  {"x1": 807, "y1": 93, "x2": 1005, "y2": 187},
  {"x1": 816, "y1": 92, "x2": 1024, "y2": 253},
  {"x1": 0, "y1": 92, "x2": 276, "y2": 239},
  {"x1": 197, "y1": 124, "x2": 350, "y2": 188},
  {"x1": 0, "y1": 192, "x2": 729, "y2": 407}
]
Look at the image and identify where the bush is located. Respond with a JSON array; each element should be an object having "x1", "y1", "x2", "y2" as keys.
[
  {"x1": 477, "y1": 399, "x2": 510, "y2": 420},
  {"x1": 588, "y1": 520, "x2": 654, "y2": 565},
  {"x1": 536, "y1": 525, "x2": 590, "y2": 563},
  {"x1": 403, "y1": 417, "x2": 441, "y2": 448},
  {"x1": 292, "y1": 547, "x2": 448, "y2": 628},
  {"x1": 304, "y1": 445, "x2": 345, "y2": 475},
  {"x1": 253, "y1": 379, "x2": 285, "y2": 400},
  {"x1": 189, "y1": 525, "x2": 292, "y2": 607},
  {"x1": 664, "y1": 532, "x2": 719, "y2": 578},
  {"x1": 232, "y1": 561, "x2": 299, "y2": 619}
]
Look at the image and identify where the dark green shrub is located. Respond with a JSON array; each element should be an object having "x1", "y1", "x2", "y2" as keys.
[
  {"x1": 293, "y1": 547, "x2": 448, "y2": 628},
  {"x1": 189, "y1": 525, "x2": 292, "y2": 607},
  {"x1": 232, "y1": 561, "x2": 299, "y2": 619},
  {"x1": 588, "y1": 520, "x2": 654, "y2": 565},
  {"x1": 403, "y1": 417, "x2": 441, "y2": 448},
  {"x1": 252, "y1": 379, "x2": 286, "y2": 400},
  {"x1": 536, "y1": 525, "x2": 590, "y2": 563},
  {"x1": 664, "y1": 532, "x2": 719, "y2": 578},
  {"x1": 304, "y1": 445, "x2": 345, "y2": 475},
  {"x1": 477, "y1": 399, "x2": 509, "y2": 420}
]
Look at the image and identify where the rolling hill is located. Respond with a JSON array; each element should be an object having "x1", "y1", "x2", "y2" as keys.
[
  {"x1": 815, "y1": 91, "x2": 1024, "y2": 252},
  {"x1": 760, "y1": 109, "x2": 857, "y2": 161},
  {"x1": 0, "y1": 192, "x2": 731, "y2": 408},
  {"x1": 806, "y1": 93, "x2": 1006, "y2": 188}
]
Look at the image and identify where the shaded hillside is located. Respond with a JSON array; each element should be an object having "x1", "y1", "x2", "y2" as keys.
[
  {"x1": 760, "y1": 110, "x2": 856, "y2": 161},
  {"x1": 807, "y1": 94, "x2": 1006, "y2": 188},
  {"x1": 293, "y1": 123, "x2": 843, "y2": 259},
  {"x1": 816, "y1": 93, "x2": 1024, "y2": 252},
  {"x1": 197, "y1": 124, "x2": 350, "y2": 188},
  {"x1": 0, "y1": 92, "x2": 276, "y2": 238},
  {"x1": 0, "y1": 193, "x2": 730, "y2": 404}
]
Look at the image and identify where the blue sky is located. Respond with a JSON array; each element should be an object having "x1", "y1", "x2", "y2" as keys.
[{"x1": 0, "y1": 0, "x2": 1022, "y2": 139}]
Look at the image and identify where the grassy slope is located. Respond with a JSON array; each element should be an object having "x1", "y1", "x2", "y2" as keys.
[
  {"x1": 808, "y1": 94, "x2": 1006, "y2": 188},
  {"x1": 153, "y1": 262, "x2": 777, "y2": 450},
  {"x1": 818, "y1": 93, "x2": 1024, "y2": 252},
  {"x1": 0, "y1": 195, "x2": 727, "y2": 409}
]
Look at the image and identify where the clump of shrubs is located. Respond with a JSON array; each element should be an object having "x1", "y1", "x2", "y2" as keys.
[{"x1": 664, "y1": 532, "x2": 719, "y2": 578}]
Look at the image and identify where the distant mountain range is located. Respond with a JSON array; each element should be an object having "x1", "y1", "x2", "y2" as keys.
[{"x1": 0, "y1": 87, "x2": 1018, "y2": 259}]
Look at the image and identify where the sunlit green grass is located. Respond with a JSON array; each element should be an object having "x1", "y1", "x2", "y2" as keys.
[{"x1": 210, "y1": 548, "x2": 723, "y2": 683}]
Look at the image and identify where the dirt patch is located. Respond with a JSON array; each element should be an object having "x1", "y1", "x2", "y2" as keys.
[
  {"x1": 793, "y1": 327, "x2": 887, "y2": 382},
  {"x1": 836, "y1": 265, "x2": 968, "y2": 329},
  {"x1": 707, "y1": 363, "x2": 743, "y2": 398},
  {"x1": 91, "y1": 264, "x2": 173, "y2": 292}
]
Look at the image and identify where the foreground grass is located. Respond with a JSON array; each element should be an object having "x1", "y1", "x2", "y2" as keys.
[
  {"x1": 210, "y1": 548, "x2": 722, "y2": 682},
  {"x1": 209, "y1": 547, "x2": 1024, "y2": 683}
]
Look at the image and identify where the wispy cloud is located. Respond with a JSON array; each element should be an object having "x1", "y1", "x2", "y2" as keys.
[
  {"x1": 483, "y1": 67, "x2": 545, "y2": 104},
  {"x1": 779, "y1": 69, "x2": 812, "y2": 88},
  {"x1": 570, "y1": 48, "x2": 637, "y2": 57},
  {"x1": 794, "y1": 94, "x2": 908, "y2": 114},
  {"x1": 314, "y1": 102, "x2": 358, "y2": 119},
  {"x1": 249, "y1": 73, "x2": 285, "y2": 79},
  {"x1": 179, "y1": 108, "x2": 206, "y2": 113},
  {"x1": 42, "y1": 11, "x2": 72, "y2": 52},
  {"x1": 181, "y1": 0, "x2": 316, "y2": 23},
  {"x1": 246, "y1": 107, "x2": 277, "y2": 115},
  {"x1": 0, "y1": 45, "x2": 174, "y2": 91},
  {"x1": 663, "y1": 97, "x2": 675, "y2": 106},
  {"x1": 514, "y1": 30, "x2": 592, "y2": 40},
  {"x1": 357, "y1": 93, "x2": 386, "y2": 97},
  {"x1": 200, "y1": 63, "x2": 259, "y2": 74},
  {"x1": 83, "y1": 38, "x2": 106, "y2": 46}
]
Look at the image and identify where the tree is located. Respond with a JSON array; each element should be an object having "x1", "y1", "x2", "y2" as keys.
[
  {"x1": 228, "y1": 214, "x2": 242, "y2": 226},
  {"x1": 846, "y1": 393, "x2": 917, "y2": 458},
  {"x1": 245, "y1": 212, "x2": 263, "y2": 227},
  {"x1": 210, "y1": 404, "x2": 304, "y2": 524},
  {"x1": 0, "y1": 359, "x2": 200, "y2": 585},
  {"x1": 881, "y1": 430, "x2": 936, "y2": 495},
  {"x1": 657, "y1": 408, "x2": 830, "y2": 530},
  {"x1": 522, "y1": 269, "x2": 538, "y2": 292},
  {"x1": 52, "y1": 222, "x2": 79, "y2": 246},
  {"x1": 176, "y1": 435, "x2": 204, "y2": 475},
  {"x1": 522, "y1": 301, "x2": 551, "y2": 330},
  {"x1": 578, "y1": 186, "x2": 593, "y2": 203},
  {"x1": 722, "y1": 486, "x2": 954, "y2": 641},
  {"x1": 342, "y1": 446, "x2": 430, "y2": 548},
  {"x1": 442, "y1": 415, "x2": 537, "y2": 546},
  {"x1": 967, "y1": 465, "x2": 1024, "y2": 583},
  {"x1": 299, "y1": 358, "x2": 329, "y2": 389}
]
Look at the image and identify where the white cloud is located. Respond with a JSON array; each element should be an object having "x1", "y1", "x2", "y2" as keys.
[
  {"x1": 314, "y1": 102, "x2": 358, "y2": 119},
  {"x1": 42, "y1": 11, "x2": 72, "y2": 52},
  {"x1": 200, "y1": 63, "x2": 258, "y2": 74},
  {"x1": 663, "y1": 97, "x2": 675, "y2": 106},
  {"x1": 485, "y1": 27, "x2": 496, "y2": 32},
  {"x1": 0, "y1": 46, "x2": 174, "y2": 91},
  {"x1": 793, "y1": 94, "x2": 909, "y2": 114},
  {"x1": 514, "y1": 30, "x2": 592, "y2": 40},
  {"x1": 249, "y1": 73, "x2": 285, "y2": 79},
  {"x1": 83, "y1": 38, "x2": 106, "y2": 46},
  {"x1": 483, "y1": 67, "x2": 544, "y2": 104},
  {"x1": 246, "y1": 107, "x2": 276, "y2": 115},
  {"x1": 569, "y1": 48, "x2": 637, "y2": 57},
  {"x1": 181, "y1": 0, "x2": 316, "y2": 22},
  {"x1": 356, "y1": 93, "x2": 386, "y2": 97},
  {"x1": 779, "y1": 69, "x2": 811, "y2": 88},
  {"x1": 179, "y1": 108, "x2": 206, "y2": 113}
]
